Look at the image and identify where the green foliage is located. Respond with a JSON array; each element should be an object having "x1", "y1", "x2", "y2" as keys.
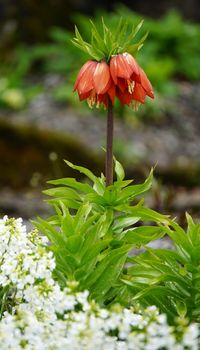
[
  {"x1": 33, "y1": 160, "x2": 168, "y2": 306},
  {"x1": 122, "y1": 213, "x2": 200, "y2": 323},
  {"x1": 33, "y1": 160, "x2": 200, "y2": 324}
]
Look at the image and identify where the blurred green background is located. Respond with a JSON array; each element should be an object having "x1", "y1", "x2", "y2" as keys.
[{"x1": 0, "y1": 0, "x2": 200, "y2": 221}]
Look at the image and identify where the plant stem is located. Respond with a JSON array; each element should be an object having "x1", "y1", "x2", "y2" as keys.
[{"x1": 106, "y1": 98, "x2": 114, "y2": 186}]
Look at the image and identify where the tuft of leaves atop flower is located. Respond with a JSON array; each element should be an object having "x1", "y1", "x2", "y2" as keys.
[{"x1": 72, "y1": 18, "x2": 148, "y2": 61}]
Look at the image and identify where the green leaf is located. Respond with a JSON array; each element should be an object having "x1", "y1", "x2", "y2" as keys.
[
  {"x1": 72, "y1": 26, "x2": 97, "y2": 58},
  {"x1": 88, "y1": 246, "x2": 131, "y2": 301},
  {"x1": 90, "y1": 20, "x2": 107, "y2": 52},
  {"x1": 91, "y1": 253, "x2": 127, "y2": 302},
  {"x1": 123, "y1": 226, "x2": 166, "y2": 245},
  {"x1": 113, "y1": 17, "x2": 126, "y2": 43},
  {"x1": 166, "y1": 220, "x2": 192, "y2": 254},
  {"x1": 81, "y1": 240, "x2": 111, "y2": 265},
  {"x1": 114, "y1": 159, "x2": 125, "y2": 181},
  {"x1": 64, "y1": 160, "x2": 105, "y2": 195},
  {"x1": 73, "y1": 202, "x2": 92, "y2": 231},
  {"x1": 33, "y1": 218, "x2": 66, "y2": 247},
  {"x1": 186, "y1": 213, "x2": 200, "y2": 248},
  {"x1": 67, "y1": 235, "x2": 84, "y2": 254},
  {"x1": 102, "y1": 187, "x2": 118, "y2": 206},
  {"x1": 57, "y1": 252, "x2": 79, "y2": 272},
  {"x1": 115, "y1": 20, "x2": 128, "y2": 47},
  {"x1": 118, "y1": 205, "x2": 169, "y2": 224},
  {"x1": 113, "y1": 215, "x2": 141, "y2": 233},
  {"x1": 60, "y1": 204, "x2": 75, "y2": 237},
  {"x1": 43, "y1": 187, "x2": 81, "y2": 201},
  {"x1": 73, "y1": 26, "x2": 98, "y2": 59},
  {"x1": 48, "y1": 177, "x2": 95, "y2": 194},
  {"x1": 71, "y1": 39, "x2": 93, "y2": 57},
  {"x1": 130, "y1": 284, "x2": 183, "y2": 302},
  {"x1": 101, "y1": 17, "x2": 109, "y2": 37},
  {"x1": 74, "y1": 25, "x2": 85, "y2": 46},
  {"x1": 124, "y1": 19, "x2": 144, "y2": 48},
  {"x1": 125, "y1": 32, "x2": 149, "y2": 55},
  {"x1": 117, "y1": 169, "x2": 153, "y2": 203},
  {"x1": 126, "y1": 265, "x2": 161, "y2": 279},
  {"x1": 147, "y1": 248, "x2": 187, "y2": 264},
  {"x1": 191, "y1": 307, "x2": 200, "y2": 318},
  {"x1": 76, "y1": 242, "x2": 113, "y2": 283},
  {"x1": 84, "y1": 245, "x2": 131, "y2": 290},
  {"x1": 47, "y1": 198, "x2": 80, "y2": 210},
  {"x1": 78, "y1": 212, "x2": 100, "y2": 236},
  {"x1": 78, "y1": 212, "x2": 112, "y2": 260},
  {"x1": 114, "y1": 179, "x2": 133, "y2": 189}
]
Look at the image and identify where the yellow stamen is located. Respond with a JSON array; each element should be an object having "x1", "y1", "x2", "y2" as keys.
[
  {"x1": 128, "y1": 80, "x2": 135, "y2": 94},
  {"x1": 132, "y1": 101, "x2": 141, "y2": 111},
  {"x1": 96, "y1": 101, "x2": 100, "y2": 109},
  {"x1": 87, "y1": 90, "x2": 96, "y2": 108}
]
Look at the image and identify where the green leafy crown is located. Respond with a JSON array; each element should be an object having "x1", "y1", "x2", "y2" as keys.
[{"x1": 72, "y1": 18, "x2": 148, "y2": 62}]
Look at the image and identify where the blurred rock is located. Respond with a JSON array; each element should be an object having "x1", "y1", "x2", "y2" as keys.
[{"x1": 0, "y1": 188, "x2": 49, "y2": 219}]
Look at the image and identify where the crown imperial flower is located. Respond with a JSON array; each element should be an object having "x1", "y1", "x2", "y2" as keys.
[
  {"x1": 110, "y1": 52, "x2": 140, "y2": 88},
  {"x1": 110, "y1": 52, "x2": 154, "y2": 109},
  {"x1": 72, "y1": 18, "x2": 154, "y2": 185},
  {"x1": 73, "y1": 19, "x2": 154, "y2": 110},
  {"x1": 74, "y1": 60, "x2": 115, "y2": 108},
  {"x1": 115, "y1": 62, "x2": 154, "y2": 109}
]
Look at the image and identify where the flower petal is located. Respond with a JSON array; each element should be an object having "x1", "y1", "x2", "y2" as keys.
[
  {"x1": 117, "y1": 88, "x2": 132, "y2": 107},
  {"x1": 114, "y1": 54, "x2": 133, "y2": 80},
  {"x1": 97, "y1": 93, "x2": 108, "y2": 108},
  {"x1": 132, "y1": 83, "x2": 146, "y2": 103},
  {"x1": 74, "y1": 60, "x2": 97, "y2": 94},
  {"x1": 110, "y1": 56, "x2": 119, "y2": 84},
  {"x1": 107, "y1": 83, "x2": 116, "y2": 105},
  {"x1": 123, "y1": 53, "x2": 140, "y2": 80},
  {"x1": 139, "y1": 67, "x2": 154, "y2": 98},
  {"x1": 78, "y1": 90, "x2": 91, "y2": 101},
  {"x1": 117, "y1": 78, "x2": 127, "y2": 92},
  {"x1": 110, "y1": 53, "x2": 140, "y2": 89},
  {"x1": 93, "y1": 61, "x2": 111, "y2": 94}
]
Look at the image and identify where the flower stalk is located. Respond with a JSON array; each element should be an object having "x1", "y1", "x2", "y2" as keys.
[{"x1": 106, "y1": 98, "x2": 114, "y2": 186}]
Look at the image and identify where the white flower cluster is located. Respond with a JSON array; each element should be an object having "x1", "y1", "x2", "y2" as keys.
[
  {"x1": 0, "y1": 216, "x2": 199, "y2": 350},
  {"x1": 0, "y1": 216, "x2": 55, "y2": 292}
]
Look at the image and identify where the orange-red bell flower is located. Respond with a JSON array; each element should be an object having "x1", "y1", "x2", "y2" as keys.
[
  {"x1": 138, "y1": 66, "x2": 154, "y2": 99},
  {"x1": 110, "y1": 53, "x2": 140, "y2": 93},
  {"x1": 110, "y1": 53, "x2": 154, "y2": 109},
  {"x1": 74, "y1": 53, "x2": 154, "y2": 110},
  {"x1": 74, "y1": 60, "x2": 114, "y2": 108}
]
